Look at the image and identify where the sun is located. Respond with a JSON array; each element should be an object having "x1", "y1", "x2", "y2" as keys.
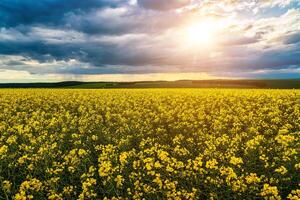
[{"x1": 185, "y1": 19, "x2": 219, "y2": 47}]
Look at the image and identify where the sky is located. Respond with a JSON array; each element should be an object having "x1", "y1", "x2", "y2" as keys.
[{"x1": 0, "y1": 0, "x2": 300, "y2": 82}]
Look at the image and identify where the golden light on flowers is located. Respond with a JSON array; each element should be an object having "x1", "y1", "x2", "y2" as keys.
[{"x1": 0, "y1": 89, "x2": 299, "y2": 199}]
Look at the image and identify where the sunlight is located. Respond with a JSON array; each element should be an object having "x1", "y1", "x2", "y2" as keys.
[
  {"x1": 185, "y1": 19, "x2": 219, "y2": 47},
  {"x1": 181, "y1": 16, "x2": 236, "y2": 50}
]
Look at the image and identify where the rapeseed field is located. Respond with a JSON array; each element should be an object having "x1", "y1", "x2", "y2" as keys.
[{"x1": 0, "y1": 89, "x2": 299, "y2": 199}]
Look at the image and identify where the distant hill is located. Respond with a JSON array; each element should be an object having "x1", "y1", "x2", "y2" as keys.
[{"x1": 0, "y1": 79, "x2": 300, "y2": 89}]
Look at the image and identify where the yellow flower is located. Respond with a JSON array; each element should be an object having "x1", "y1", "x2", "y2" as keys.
[
  {"x1": 157, "y1": 150, "x2": 169, "y2": 162},
  {"x1": 91, "y1": 135, "x2": 98, "y2": 141},
  {"x1": 154, "y1": 161, "x2": 162, "y2": 168},
  {"x1": 275, "y1": 134, "x2": 295, "y2": 146},
  {"x1": 18, "y1": 155, "x2": 28, "y2": 165},
  {"x1": 145, "y1": 163, "x2": 152, "y2": 171},
  {"x1": 63, "y1": 186, "x2": 74, "y2": 195},
  {"x1": 166, "y1": 165, "x2": 174, "y2": 173},
  {"x1": 115, "y1": 175, "x2": 124, "y2": 188},
  {"x1": 0, "y1": 145, "x2": 8, "y2": 159},
  {"x1": 14, "y1": 192, "x2": 27, "y2": 200},
  {"x1": 7, "y1": 135, "x2": 17, "y2": 145},
  {"x1": 78, "y1": 149, "x2": 87, "y2": 157},
  {"x1": 193, "y1": 156, "x2": 203, "y2": 171},
  {"x1": 261, "y1": 184, "x2": 281, "y2": 200},
  {"x1": 119, "y1": 152, "x2": 128, "y2": 166},
  {"x1": 206, "y1": 159, "x2": 218, "y2": 169},
  {"x1": 133, "y1": 160, "x2": 140, "y2": 170},
  {"x1": 230, "y1": 156, "x2": 243, "y2": 166},
  {"x1": 80, "y1": 178, "x2": 97, "y2": 199},
  {"x1": 88, "y1": 166, "x2": 96, "y2": 175},
  {"x1": 275, "y1": 166, "x2": 288, "y2": 175},
  {"x1": 2, "y1": 180, "x2": 12, "y2": 193},
  {"x1": 0, "y1": 88, "x2": 299, "y2": 199},
  {"x1": 68, "y1": 166, "x2": 75, "y2": 173},
  {"x1": 48, "y1": 193, "x2": 63, "y2": 200},
  {"x1": 288, "y1": 189, "x2": 300, "y2": 200},
  {"x1": 98, "y1": 161, "x2": 113, "y2": 177},
  {"x1": 27, "y1": 164, "x2": 34, "y2": 171},
  {"x1": 245, "y1": 173, "x2": 261, "y2": 184},
  {"x1": 144, "y1": 157, "x2": 154, "y2": 171},
  {"x1": 164, "y1": 180, "x2": 177, "y2": 190},
  {"x1": 153, "y1": 175, "x2": 163, "y2": 189},
  {"x1": 20, "y1": 179, "x2": 43, "y2": 192}
]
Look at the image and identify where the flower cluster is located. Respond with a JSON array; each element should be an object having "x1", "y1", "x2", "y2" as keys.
[{"x1": 0, "y1": 89, "x2": 299, "y2": 199}]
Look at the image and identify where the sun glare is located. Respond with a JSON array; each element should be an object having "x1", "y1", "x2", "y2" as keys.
[{"x1": 185, "y1": 19, "x2": 220, "y2": 47}]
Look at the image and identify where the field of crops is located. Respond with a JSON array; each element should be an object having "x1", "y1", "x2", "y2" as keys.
[{"x1": 0, "y1": 89, "x2": 299, "y2": 200}]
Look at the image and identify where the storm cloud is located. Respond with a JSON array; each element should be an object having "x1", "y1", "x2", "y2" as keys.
[
  {"x1": 0, "y1": 0, "x2": 300, "y2": 81},
  {"x1": 138, "y1": 0, "x2": 191, "y2": 11}
]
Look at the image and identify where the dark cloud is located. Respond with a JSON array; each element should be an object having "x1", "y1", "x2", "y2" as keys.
[
  {"x1": 138, "y1": 0, "x2": 191, "y2": 11},
  {"x1": 0, "y1": 0, "x2": 299, "y2": 79},
  {"x1": 0, "y1": 28, "x2": 170, "y2": 69},
  {"x1": 283, "y1": 32, "x2": 300, "y2": 44},
  {"x1": 254, "y1": 48, "x2": 300, "y2": 70},
  {"x1": 221, "y1": 36, "x2": 260, "y2": 46},
  {"x1": 65, "y1": 7, "x2": 188, "y2": 35},
  {"x1": 217, "y1": 45, "x2": 300, "y2": 72},
  {"x1": 0, "y1": 0, "x2": 123, "y2": 27},
  {"x1": 1, "y1": 26, "x2": 300, "y2": 75}
]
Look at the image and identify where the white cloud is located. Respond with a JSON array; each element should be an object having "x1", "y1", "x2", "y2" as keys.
[
  {"x1": 0, "y1": 0, "x2": 299, "y2": 80},
  {"x1": 29, "y1": 27, "x2": 86, "y2": 44},
  {"x1": 0, "y1": 70, "x2": 66, "y2": 83},
  {"x1": 242, "y1": 9, "x2": 300, "y2": 48},
  {"x1": 0, "y1": 28, "x2": 29, "y2": 42}
]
